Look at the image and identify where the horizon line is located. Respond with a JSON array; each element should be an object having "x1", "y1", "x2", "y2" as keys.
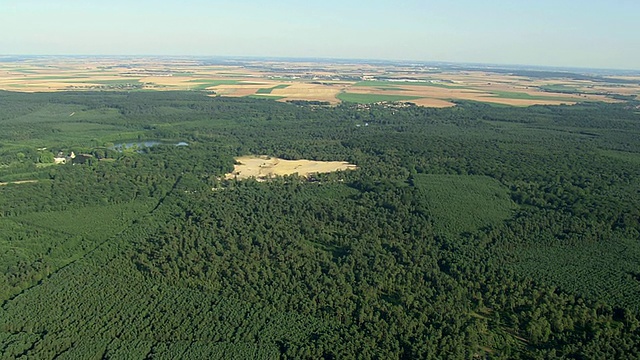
[{"x1": 1, "y1": 54, "x2": 639, "y2": 74}]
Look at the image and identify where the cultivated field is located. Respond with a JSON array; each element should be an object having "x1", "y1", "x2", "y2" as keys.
[
  {"x1": 226, "y1": 156, "x2": 357, "y2": 180},
  {"x1": 0, "y1": 57, "x2": 637, "y2": 107}
]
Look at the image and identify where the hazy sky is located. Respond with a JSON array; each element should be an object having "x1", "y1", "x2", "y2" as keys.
[{"x1": 1, "y1": 0, "x2": 638, "y2": 69}]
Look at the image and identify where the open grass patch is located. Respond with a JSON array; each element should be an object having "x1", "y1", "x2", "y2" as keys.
[
  {"x1": 187, "y1": 79, "x2": 242, "y2": 90},
  {"x1": 0, "y1": 200, "x2": 156, "y2": 300},
  {"x1": 411, "y1": 174, "x2": 517, "y2": 235},
  {"x1": 66, "y1": 79, "x2": 142, "y2": 86},
  {"x1": 539, "y1": 84, "x2": 583, "y2": 94},
  {"x1": 256, "y1": 84, "x2": 290, "y2": 94},
  {"x1": 598, "y1": 149, "x2": 640, "y2": 165},
  {"x1": 490, "y1": 90, "x2": 577, "y2": 102},
  {"x1": 13, "y1": 200, "x2": 155, "y2": 239},
  {"x1": 513, "y1": 236, "x2": 640, "y2": 309},
  {"x1": 51, "y1": 122, "x2": 124, "y2": 137},
  {"x1": 21, "y1": 75, "x2": 85, "y2": 81},
  {"x1": 355, "y1": 80, "x2": 461, "y2": 89},
  {"x1": 246, "y1": 94, "x2": 286, "y2": 100},
  {"x1": 2, "y1": 103, "x2": 86, "y2": 124},
  {"x1": 11, "y1": 69, "x2": 38, "y2": 74}
]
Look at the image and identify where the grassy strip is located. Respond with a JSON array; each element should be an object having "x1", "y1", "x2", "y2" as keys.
[
  {"x1": 598, "y1": 149, "x2": 640, "y2": 165},
  {"x1": 16, "y1": 76, "x2": 85, "y2": 80},
  {"x1": 256, "y1": 84, "x2": 290, "y2": 94},
  {"x1": 63, "y1": 79, "x2": 142, "y2": 86},
  {"x1": 539, "y1": 84, "x2": 582, "y2": 94},
  {"x1": 188, "y1": 79, "x2": 241, "y2": 90},
  {"x1": 246, "y1": 94, "x2": 286, "y2": 100},
  {"x1": 489, "y1": 90, "x2": 578, "y2": 102}
]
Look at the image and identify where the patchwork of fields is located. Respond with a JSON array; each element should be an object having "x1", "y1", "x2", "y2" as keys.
[{"x1": 1, "y1": 57, "x2": 636, "y2": 107}]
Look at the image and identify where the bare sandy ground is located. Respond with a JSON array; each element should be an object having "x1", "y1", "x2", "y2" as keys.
[
  {"x1": 0, "y1": 180, "x2": 38, "y2": 186},
  {"x1": 225, "y1": 156, "x2": 357, "y2": 180}
]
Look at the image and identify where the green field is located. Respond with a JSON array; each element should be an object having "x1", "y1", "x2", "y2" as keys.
[
  {"x1": 355, "y1": 80, "x2": 461, "y2": 89},
  {"x1": 490, "y1": 90, "x2": 578, "y2": 102},
  {"x1": 65, "y1": 79, "x2": 142, "y2": 85},
  {"x1": 598, "y1": 149, "x2": 640, "y2": 165},
  {"x1": 246, "y1": 94, "x2": 286, "y2": 100},
  {"x1": 514, "y1": 235, "x2": 640, "y2": 309},
  {"x1": 187, "y1": 79, "x2": 242, "y2": 90},
  {"x1": 0, "y1": 200, "x2": 155, "y2": 299},
  {"x1": 539, "y1": 84, "x2": 583, "y2": 94},
  {"x1": 255, "y1": 84, "x2": 290, "y2": 94},
  {"x1": 411, "y1": 174, "x2": 517, "y2": 235},
  {"x1": 17, "y1": 75, "x2": 85, "y2": 80}
]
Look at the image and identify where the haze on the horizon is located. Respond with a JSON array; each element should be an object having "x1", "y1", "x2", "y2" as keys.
[{"x1": 1, "y1": 0, "x2": 638, "y2": 70}]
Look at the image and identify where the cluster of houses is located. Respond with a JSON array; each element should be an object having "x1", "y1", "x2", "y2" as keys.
[
  {"x1": 53, "y1": 151, "x2": 93, "y2": 165},
  {"x1": 54, "y1": 151, "x2": 74, "y2": 164},
  {"x1": 353, "y1": 102, "x2": 415, "y2": 111}
]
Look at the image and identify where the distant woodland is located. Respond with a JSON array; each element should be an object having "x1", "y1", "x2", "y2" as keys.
[{"x1": 1, "y1": 90, "x2": 640, "y2": 358}]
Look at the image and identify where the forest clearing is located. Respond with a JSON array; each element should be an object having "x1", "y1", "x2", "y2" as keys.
[
  {"x1": 225, "y1": 156, "x2": 357, "y2": 180},
  {"x1": 0, "y1": 180, "x2": 38, "y2": 186}
]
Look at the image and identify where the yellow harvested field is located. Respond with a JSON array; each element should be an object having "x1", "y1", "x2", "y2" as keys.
[
  {"x1": 226, "y1": 156, "x2": 357, "y2": 180},
  {"x1": 142, "y1": 76, "x2": 193, "y2": 88},
  {"x1": 271, "y1": 83, "x2": 346, "y2": 104},
  {"x1": 211, "y1": 85, "x2": 261, "y2": 97}
]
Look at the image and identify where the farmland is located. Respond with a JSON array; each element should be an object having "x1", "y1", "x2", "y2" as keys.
[{"x1": 0, "y1": 56, "x2": 637, "y2": 107}]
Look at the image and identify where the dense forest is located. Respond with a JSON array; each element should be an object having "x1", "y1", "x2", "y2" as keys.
[{"x1": 1, "y1": 90, "x2": 640, "y2": 358}]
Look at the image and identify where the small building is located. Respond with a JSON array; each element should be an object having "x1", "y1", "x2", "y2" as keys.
[
  {"x1": 54, "y1": 151, "x2": 75, "y2": 164},
  {"x1": 72, "y1": 154, "x2": 93, "y2": 165}
]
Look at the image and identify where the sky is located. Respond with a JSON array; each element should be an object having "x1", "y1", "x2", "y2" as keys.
[{"x1": 1, "y1": 0, "x2": 638, "y2": 70}]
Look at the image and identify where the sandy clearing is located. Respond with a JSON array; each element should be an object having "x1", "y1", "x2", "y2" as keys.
[
  {"x1": 225, "y1": 156, "x2": 357, "y2": 180},
  {"x1": 0, "y1": 180, "x2": 38, "y2": 186}
]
